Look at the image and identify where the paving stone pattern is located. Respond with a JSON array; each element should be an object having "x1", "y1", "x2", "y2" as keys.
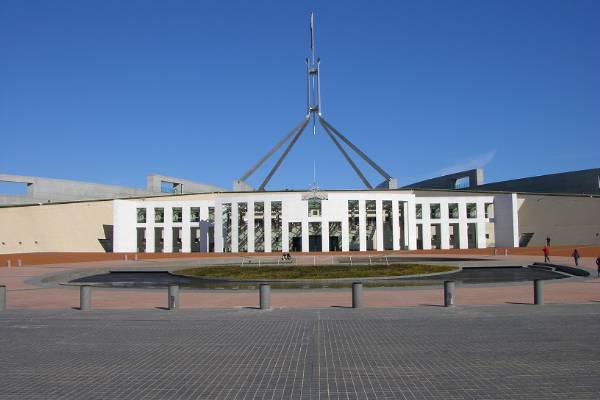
[{"x1": 1, "y1": 305, "x2": 599, "y2": 399}]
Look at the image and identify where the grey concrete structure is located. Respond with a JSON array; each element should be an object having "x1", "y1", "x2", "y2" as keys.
[
  {"x1": 477, "y1": 168, "x2": 600, "y2": 195},
  {"x1": 352, "y1": 282, "x2": 363, "y2": 308},
  {"x1": 0, "y1": 173, "x2": 224, "y2": 206},
  {"x1": 79, "y1": 286, "x2": 91, "y2": 311},
  {"x1": 534, "y1": 279, "x2": 544, "y2": 305},
  {"x1": 1, "y1": 306, "x2": 600, "y2": 399},
  {"x1": 444, "y1": 280, "x2": 455, "y2": 306},
  {"x1": 168, "y1": 285, "x2": 179, "y2": 310},
  {"x1": 259, "y1": 284, "x2": 270, "y2": 310},
  {"x1": 404, "y1": 168, "x2": 600, "y2": 195},
  {"x1": 403, "y1": 169, "x2": 484, "y2": 190},
  {"x1": 0, "y1": 285, "x2": 5, "y2": 311},
  {"x1": 147, "y1": 174, "x2": 224, "y2": 195}
]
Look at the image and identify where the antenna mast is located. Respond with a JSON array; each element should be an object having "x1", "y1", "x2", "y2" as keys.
[
  {"x1": 234, "y1": 12, "x2": 397, "y2": 191},
  {"x1": 306, "y1": 12, "x2": 321, "y2": 135}
]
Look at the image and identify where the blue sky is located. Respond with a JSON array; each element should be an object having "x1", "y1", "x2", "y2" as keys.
[{"x1": 1, "y1": 0, "x2": 599, "y2": 192}]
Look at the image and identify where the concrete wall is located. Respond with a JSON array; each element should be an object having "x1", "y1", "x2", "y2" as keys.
[
  {"x1": 0, "y1": 173, "x2": 225, "y2": 206},
  {"x1": 0, "y1": 174, "x2": 150, "y2": 205},
  {"x1": 0, "y1": 201, "x2": 113, "y2": 254},
  {"x1": 517, "y1": 194, "x2": 600, "y2": 246},
  {"x1": 403, "y1": 169, "x2": 483, "y2": 190},
  {"x1": 494, "y1": 193, "x2": 519, "y2": 248},
  {"x1": 479, "y1": 168, "x2": 600, "y2": 195},
  {"x1": 147, "y1": 174, "x2": 224, "y2": 194}
]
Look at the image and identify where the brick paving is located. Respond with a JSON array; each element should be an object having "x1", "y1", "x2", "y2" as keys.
[
  {"x1": 1, "y1": 255, "x2": 599, "y2": 310},
  {"x1": 0, "y1": 305, "x2": 599, "y2": 399}
]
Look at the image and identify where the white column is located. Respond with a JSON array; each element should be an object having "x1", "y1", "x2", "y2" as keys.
[
  {"x1": 247, "y1": 202, "x2": 255, "y2": 253},
  {"x1": 477, "y1": 220, "x2": 486, "y2": 248},
  {"x1": 322, "y1": 220, "x2": 329, "y2": 252},
  {"x1": 459, "y1": 201, "x2": 468, "y2": 249},
  {"x1": 375, "y1": 199, "x2": 384, "y2": 251},
  {"x1": 302, "y1": 221, "x2": 309, "y2": 253},
  {"x1": 214, "y1": 203, "x2": 223, "y2": 253},
  {"x1": 407, "y1": 200, "x2": 417, "y2": 250},
  {"x1": 422, "y1": 203, "x2": 432, "y2": 250},
  {"x1": 264, "y1": 201, "x2": 272, "y2": 252},
  {"x1": 146, "y1": 207, "x2": 155, "y2": 253},
  {"x1": 440, "y1": 201, "x2": 450, "y2": 250},
  {"x1": 163, "y1": 208, "x2": 173, "y2": 253},
  {"x1": 231, "y1": 203, "x2": 239, "y2": 252},
  {"x1": 341, "y1": 216, "x2": 349, "y2": 252},
  {"x1": 182, "y1": 207, "x2": 191, "y2": 253},
  {"x1": 282, "y1": 216, "x2": 290, "y2": 253},
  {"x1": 199, "y1": 206, "x2": 209, "y2": 252},
  {"x1": 392, "y1": 201, "x2": 400, "y2": 251},
  {"x1": 281, "y1": 218, "x2": 290, "y2": 253},
  {"x1": 359, "y1": 200, "x2": 366, "y2": 251},
  {"x1": 477, "y1": 201, "x2": 486, "y2": 248}
]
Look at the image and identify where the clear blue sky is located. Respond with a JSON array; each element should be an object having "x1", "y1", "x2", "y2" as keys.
[{"x1": 1, "y1": 0, "x2": 599, "y2": 192}]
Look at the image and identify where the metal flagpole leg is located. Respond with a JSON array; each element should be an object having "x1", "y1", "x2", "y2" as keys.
[
  {"x1": 320, "y1": 119, "x2": 372, "y2": 188},
  {"x1": 239, "y1": 116, "x2": 310, "y2": 182},
  {"x1": 320, "y1": 116, "x2": 393, "y2": 181},
  {"x1": 258, "y1": 117, "x2": 311, "y2": 191}
]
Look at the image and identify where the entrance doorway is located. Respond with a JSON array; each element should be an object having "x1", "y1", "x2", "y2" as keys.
[
  {"x1": 329, "y1": 221, "x2": 342, "y2": 251},
  {"x1": 467, "y1": 223, "x2": 477, "y2": 248},
  {"x1": 136, "y1": 228, "x2": 146, "y2": 253},
  {"x1": 308, "y1": 222, "x2": 322, "y2": 252},
  {"x1": 172, "y1": 228, "x2": 182, "y2": 253},
  {"x1": 289, "y1": 222, "x2": 302, "y2": 252},
  {"x1": 154, "y1": 227, "x2": 164, "y2": 253}
]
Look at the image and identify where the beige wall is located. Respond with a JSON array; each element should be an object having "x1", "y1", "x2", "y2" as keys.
[
  {"x1": 517, "y1": 194, "x2": 600, "y2": 246},
  {"x1": 0, "y1": 201, "x2": 113, "y2": 254}
]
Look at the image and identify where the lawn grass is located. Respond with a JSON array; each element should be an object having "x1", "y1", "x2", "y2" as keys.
[{"x1": 176, "y1": 264, "x2": 457, "y2": 280}]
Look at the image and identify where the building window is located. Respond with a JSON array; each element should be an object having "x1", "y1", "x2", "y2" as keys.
[
  {"x1": 190, "y1": 207, "x2": 200, "y2": 222},
  {"x1": 254, "y1": 202, "x2": 265, "y2": 252},
  {"x1": 415, "y1": 204, "x2": 422, "y2": 219},
  {"x1": 238, "y1": 203, "x2": 248, "y2": 252},
  {"x1": 430, "y1": 203, "x2": 441, "y2": 219},
  {"x1": 308, "y1": 199, "x2": 321, "y2": 217},
  {"x1": 172, "y1": 207, "x2": 182, "y2": 223},
  {"x1": 208, "y1": 207, "x2": 215, "y2": 222},
  {"x1": 271, "y1": 201, "x2": 282, "y2": 252},
  {"x1": 365, "y1": 200, "x2": 376, "y2": 251},
  {"x1": 288, "y1": 222, "x2": 302, "y2": 252},
  {"x1": 467, "y1": 203, "x2": 477, "y2": 218},
  {"x1": 448, "y1": 203, "x2": 459, "y2": 219},
  {"x1": 137, "y1": 208, "x2": 146, "y2": 223},
  {"x1": 485, "y1": 203, "x2": 494, "y2": 219},
  {"x1": 155, "y1": 208, "x2": 164, "y2": 223},
  {"x1": 222, "y1": 203, "x2": 232, "y2": 252},
  {"x1": 454, "y1": 176, "x2": 470, "y2": 189},
  {"x1": 348, "y1": 200, "x2": 359, "y2": 251}
]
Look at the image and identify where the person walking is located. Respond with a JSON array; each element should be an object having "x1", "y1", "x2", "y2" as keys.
[
  {"x1": 542, "y1": 245, "x2": 550, "y2": 263},
  {"x1": 571, "y1": 249, "x2": 580, "y2": 266},
  {"x1": 546, "y1": 237, "x2": 551, "y2": 246},
  {"x1": 596, "y1": 256, "x2": 600, "y2": 277}
]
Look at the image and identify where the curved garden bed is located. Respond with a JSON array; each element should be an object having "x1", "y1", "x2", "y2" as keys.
[{"x1": 176, "y1": 264, "x2": 458, "y2": 281}]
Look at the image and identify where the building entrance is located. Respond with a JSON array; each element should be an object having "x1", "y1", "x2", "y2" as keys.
[{"x1": 309, "y1": 222, "x2": 322, "y2": 252}]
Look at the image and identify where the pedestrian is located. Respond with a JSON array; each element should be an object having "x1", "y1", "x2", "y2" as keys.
[
  {"x1": 546, "y1": 237, "x2": 551, "y2": 246},
  {"x1": 542, "y1": 245, "x2": 550, "y2": 263},
  {"x1": 571, "y1": 249, "x2": 580, "y2": 266},
  {"x1": 596, "y1": 256, "x2": 600, "y2": 277}
]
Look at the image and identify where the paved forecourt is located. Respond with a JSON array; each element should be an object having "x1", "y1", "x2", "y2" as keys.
[
  {"x1": 1, "y1": 305, "x2": 599, "y2": 399},
  {"x1": 1, "y1": 254, "x2": 600, "y2": 309}
]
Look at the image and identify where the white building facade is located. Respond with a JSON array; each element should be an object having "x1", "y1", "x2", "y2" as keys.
[{"x1": 113, "y1": 190, "x2": 520, "y2": 253}]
